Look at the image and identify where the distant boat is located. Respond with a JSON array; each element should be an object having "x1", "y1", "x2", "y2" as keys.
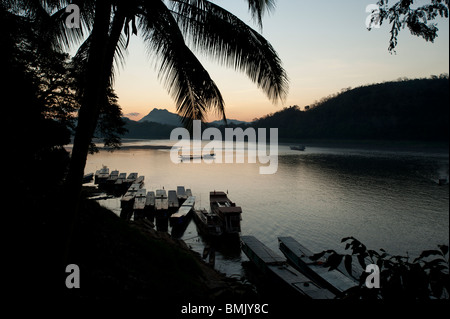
[
  {"x1": 240, "y1": 236, "x2": 335, "y2": 299},
  {"x1": 278, "y1": 236, "x2": 358, "y2": 295},
  {"x1": 438, "y1": 177, "x2": 448, "y2": 186},
  {"x1": 290, "y1": 145, "x2": 306, "y2": 151},
  {"x1": 179, "y1": 152, "x2": 216, "y2": 161}
]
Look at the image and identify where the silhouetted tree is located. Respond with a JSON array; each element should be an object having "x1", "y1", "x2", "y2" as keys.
[
  {"x1": 369, "y1": 0, "x2": 449, "y2": 53},
  {"x1": 311, "y1": 237, "x2": 449, "y2": 300}
]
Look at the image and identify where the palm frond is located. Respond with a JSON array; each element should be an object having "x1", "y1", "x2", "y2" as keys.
[
  {"x1": 138, "y1": 0, "x2": 225, "y2": 129},
  {"x1": 9, "y1": 0, "x2": 95, "y2": 52},
  {"x1": 245, "y1": 0, "x2": 276, "y2": 29},
  {"x1": 170, "y1": 0, "x2": 288, "y2": 104}
]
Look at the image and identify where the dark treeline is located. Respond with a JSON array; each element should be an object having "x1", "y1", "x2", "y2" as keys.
[
  {"x1": 122, "y1": 118, "x2": 176, "y2": 139},
  {"x1": 122, "y1": 76, "x2": 449, "y2": 142},
  {"x1": 254, "y1": 76, "x2": 449, "y2": 141}
]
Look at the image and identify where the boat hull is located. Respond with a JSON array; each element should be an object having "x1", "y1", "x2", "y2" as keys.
[
  {"x1": 241, "y1": 236, "x2": 335, "y2": 299},
  {"x1": 278, "y1": 237, "x2": 358, "y2": 295}
]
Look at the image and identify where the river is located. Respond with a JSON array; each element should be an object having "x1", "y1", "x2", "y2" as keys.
[{"x1": 84, "y1": 139, "x2": 449, "y2": 278}]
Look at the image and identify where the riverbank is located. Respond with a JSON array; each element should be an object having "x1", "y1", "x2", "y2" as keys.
[{"x1": 63, "y1": 196, "x2": 257, "y2": 304}]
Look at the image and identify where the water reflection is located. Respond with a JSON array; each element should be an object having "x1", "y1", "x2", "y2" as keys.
[{"x1": 87, "y1": 142, "x2": 449, "y2": 278}]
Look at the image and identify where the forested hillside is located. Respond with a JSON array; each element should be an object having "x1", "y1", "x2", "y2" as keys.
[{"x1": 254, "y1": 76, "x2": 449, "y2": 141}]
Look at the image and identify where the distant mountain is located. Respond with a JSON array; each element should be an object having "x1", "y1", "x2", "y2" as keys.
[
  {"x1": 123, "y1": 117, "x2": 176, "y2": 139},
  {"x1": 139, "y1": 108, "x2": 183, "y2": 126},
  {"x1": 138, "y1": 107, "x2": 250, "y2": 127},
  {"x1": 254, "y1": 76, "x2": 449, "y2": 141}
]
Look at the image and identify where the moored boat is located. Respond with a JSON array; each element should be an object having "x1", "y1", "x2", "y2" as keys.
[
  {"x1": 241, "y1": 236, "x2": 335, "y2": 299},
  {"x1": 278, "y1": 236, "x2": 358, "y2": 295},
  {"x1": 124, "y1": 172, "x2": 138, "y2": 188},
  {"x1": 95, "y1": 165, "x2": 109, "y2": 184},
  {"x1": 170, "y1": 196, "x2": 195, "y2": 226},
  {"x1": 193, "y1": 209, "x2": 223, "y2": 237},
  {"x1": 107, "y1": 170, "x2": 119, "y2": 184},
  {"x1": 177, "y1": 186, "x2": 187, "y2": 205},
  {"x1": 290, "y1": 145, "x2": 306, "y2": 151},
  {"x1": 210, "y1": 191, "x2": 242, "y2": 235},
  {"x1": 168, "y1": 190, "x2": 179, "y2": 213},
  {"x1": 133, "y1": 188, "x2": 147, "y2": 221},
  {"x1": 155, "y1": 189, "x2": 169, "y2": 216}
]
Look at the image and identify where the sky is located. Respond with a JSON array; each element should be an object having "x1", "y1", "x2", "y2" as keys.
[{"x1": 112, "y1": 0, "x2": 450, "y2": 122}]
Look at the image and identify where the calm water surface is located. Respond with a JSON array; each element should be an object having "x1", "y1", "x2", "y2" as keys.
[{"x1": 85, "y1": 140, "x2": 449, "y2": 278}]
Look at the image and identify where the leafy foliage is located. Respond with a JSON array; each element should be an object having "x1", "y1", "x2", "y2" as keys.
[
  {"x1": 369, "y1": 0, "x2": 449, "y2": 53},
  {"x1": 311, "y1": 237, "x2": 449, "y2": 300}
]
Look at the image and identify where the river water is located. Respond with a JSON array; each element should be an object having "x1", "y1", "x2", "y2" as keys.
[{"x1": 84, "y1": 139, "x2": 449, "y2": 278}]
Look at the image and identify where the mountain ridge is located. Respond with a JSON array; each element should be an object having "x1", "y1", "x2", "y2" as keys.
[
  {"x1": 137, "y1": 108, "x2": 250, "y2": 126},
  {"x1": 122, "y1": 76, "x2": 449, "y2": 141}
]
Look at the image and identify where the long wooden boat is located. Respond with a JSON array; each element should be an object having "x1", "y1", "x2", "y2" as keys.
[
  {"x1": 170, "y1": 196, "x2": 195, "y2": 226},
  {"x1": 133, "y1": 189, "x2": 147, "y2": 221},
  {"x1": 193, "y1": 209, "x2": 223, "y2": 237},
  {"x1": 168, "y1": 190, "x2": 179, "y2": 213},
  {"x1": 95, "y1": 166, "x2": 109, "y2": 184},
  {"x1": 120, "y1": 182, "x2": 143, "y2": 218},
  {"x1": 177, "y1": 186, "x2": 187, "y2": 205},
  {"x1": 106, "y1": 170, "x2": 119, "y2": 184},
  {"x1": 278, "y1": 237, "x2": 358, "y2": 295},
  {"x1": 155, "y1": 189, "x2": 169, "y2": 216},
  {"x1": 210, "y1": 191, "x2": 242, "y2": 235},
  {"x1": 241, "y1": 236, "x2": 335, "y2": 299},
  {"x1": 124, "y1": 172, "x2": 138, "y2": 188}
]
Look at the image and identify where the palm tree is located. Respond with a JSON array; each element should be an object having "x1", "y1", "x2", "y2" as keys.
[
  {"x1": 64, "y1": 0, "x2": 289, "y2": 198},
  {"x1": 8, "y1": 0, "x2": 288, "y2": 195}
]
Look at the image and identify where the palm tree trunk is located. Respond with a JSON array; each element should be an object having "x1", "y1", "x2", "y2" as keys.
[
  {"x1": 66, "y1": 0, "x2": 111, "y2": 196},
  {"x1": 63, "y1": 0, "x2": 112, "y2": 264}
]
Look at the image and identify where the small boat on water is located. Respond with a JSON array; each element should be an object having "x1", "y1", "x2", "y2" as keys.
[
  {"x1": 193, "y1": 209, "x2": 223, "y2": 237},
  {"x1": 179, "y1": 153, "x2": 215, "y2": 161},
  {"x1": 290, "y1": 145, "x2": 306, "y2": 151},
  {"x1": 241, "y1": 236, "x2": 335, "y2": 299},
  {"x1": 278, "y1": 236, "x2": 358, "y2": 295}
]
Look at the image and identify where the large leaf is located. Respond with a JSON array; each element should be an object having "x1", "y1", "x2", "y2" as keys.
[
  {"x1": 171, "y1": 0, "x2": 288, "y2": 104},
  {"x1": 139, "y1": 0, "x2": 225, "y2": 128}
]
